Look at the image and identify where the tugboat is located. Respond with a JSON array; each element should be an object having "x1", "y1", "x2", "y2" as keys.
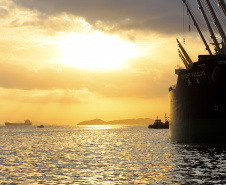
[{"x1": 148, "y1": 115, "x2": 169, "y2": 129}]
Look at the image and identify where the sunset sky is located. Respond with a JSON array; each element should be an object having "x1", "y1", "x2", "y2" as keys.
[{"x1": 0, "y1": 0, "x2": 211, "y2": 125}]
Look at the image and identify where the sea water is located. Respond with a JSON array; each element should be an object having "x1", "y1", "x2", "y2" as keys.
[{"x1": 0, "y1": 125, "x2": 226, "y2": 184}]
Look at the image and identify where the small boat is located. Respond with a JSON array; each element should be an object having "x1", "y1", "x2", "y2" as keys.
[
  {"x1": 148, "y1": 115, "x2": 169, "y2": 129},
  {"x1": 37, "y1": 125, "x2": 44, "y2": 128}
]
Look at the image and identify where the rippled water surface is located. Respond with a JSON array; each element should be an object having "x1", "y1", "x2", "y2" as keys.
[{"x1": 0, "y1": 125, "x2": 226, "y2": 184}]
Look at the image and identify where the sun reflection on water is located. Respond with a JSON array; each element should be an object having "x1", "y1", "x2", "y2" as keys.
[{"x1": 0, "y1": 126, "x2": 226, "y2": 184}]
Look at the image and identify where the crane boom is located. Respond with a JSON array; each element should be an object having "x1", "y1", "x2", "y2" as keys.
[
  {"x1": 178, "y1": 49, "x2": 189, "y2": 69},
  {"x1": 176, "y1": 39, "x2": 193, "y2": 67},
  {"x1": 204, "y1": 0, "x2": 226, "y2": 49},
  {"x1": 197, "y1": 0, "x2": 221, "y2": 54},
  {"x1": 182, "y1": 0, "x2": 212, "y2": 55},
  {"x1": 218, "y1": 0, "x2": 226, "y2": 17}
]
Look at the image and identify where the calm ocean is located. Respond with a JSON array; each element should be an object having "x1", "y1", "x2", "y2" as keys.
[{"x1": 0, "y1": 125, "x2": 226, "y2": 184}]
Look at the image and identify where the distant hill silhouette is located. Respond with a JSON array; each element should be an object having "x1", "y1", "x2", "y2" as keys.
[
  {"x1": 78, "y1": 118, "x2": 154, "y2": 125},
  {"x1": 78, "y1": 119, "x2": 107, "y2": 125}
]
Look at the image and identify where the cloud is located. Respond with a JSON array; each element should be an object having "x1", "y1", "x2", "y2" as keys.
[
  {"x1": 0, "y1": 88, "x2": 93, "y2": 104},
  {"x1": 0, "y1": 1, "x2": 180, "y2": 103},
  {"x1": 0, "y1": 56, "x2": 176, "y2": 100},
  {"x1": 12, "y1": 0, "x2": 183, "y2": 35},
  {"x1": 0, "y1": 6, "x2": 9, "y2": 18},
  {"x1": 0, "y1": 63, "x2": 81, "y2": 90},
  {"x1": 10, "y1": 14, "x2": 90, "y2": 35}
]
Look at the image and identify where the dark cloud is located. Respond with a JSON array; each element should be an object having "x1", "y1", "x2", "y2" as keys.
[
  {"x1": 12, "y1": 0, "x2": 183, "y2": 35},
  {"x1": 0, "y1": 6, "x2": 9, "y2": 18},
  {"x1": 0, "y1": 63, "x2": 82, "y2": 90}
]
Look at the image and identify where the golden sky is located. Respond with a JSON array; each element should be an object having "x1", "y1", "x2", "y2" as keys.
[{"x1": 0, "y1": 0, "x2": 210, "y2": 125}]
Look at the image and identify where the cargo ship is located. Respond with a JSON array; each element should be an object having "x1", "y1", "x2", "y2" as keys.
[
  {"x1": 5, "y1": 120, "x2": 32, "y2": 126},
  {"x1": 169, "y1": 0, "x2": 226, "y2": 143}
]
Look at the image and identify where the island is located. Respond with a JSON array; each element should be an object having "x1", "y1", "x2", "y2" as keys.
[{"x1": 77, "y1": 118, "x2": 154, "y2": 125}]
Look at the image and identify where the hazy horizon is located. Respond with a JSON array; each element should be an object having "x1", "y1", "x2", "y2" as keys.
[{"x1": 1, "y1": 117, "x2": 156, "y2": 126}]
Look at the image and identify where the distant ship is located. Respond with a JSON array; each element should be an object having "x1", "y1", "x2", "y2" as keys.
[
  {"x1": 5, "y1": 120, "x2": 32, "y2": 126},
  {"x1": 169, "y1": 0, "x2": 226, "y2": 143}
]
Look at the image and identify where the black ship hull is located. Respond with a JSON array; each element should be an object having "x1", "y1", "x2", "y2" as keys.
[
  {"x1": 5, "y1": 120, "x2": 32, "y2": 126},
  {"x1": 148, "y1": 125, "x2": 169, "y2": 129},
  {"x1": 169, "y1": 55, "x2": 226, "y2": 143}
]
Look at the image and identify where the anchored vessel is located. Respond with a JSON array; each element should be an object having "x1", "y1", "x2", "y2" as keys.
[
  {"x1": 5, "y1": 120, "x2": 32, "y2": 126},
  {"x1": 169, "y1": 0, "x2": 226, "y2": 143}
]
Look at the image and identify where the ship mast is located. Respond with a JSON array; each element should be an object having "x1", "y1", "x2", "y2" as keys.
[
  {"x1": 204, "y1": 0, "x2": 226, "y2": 52},
  {"x1": 218, "y1": 0, "x2": 226, "y2": 17},
  {"x1": 182, "y1": 0, "x2": 213, "y2": 55},
  {"x1": 196, "y1": 0, "x2": 222, "y2": 54}
]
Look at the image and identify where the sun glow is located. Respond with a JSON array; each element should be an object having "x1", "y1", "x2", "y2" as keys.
[{"x1": 58, "y1": 32, "x2": 141, "y2": 69}]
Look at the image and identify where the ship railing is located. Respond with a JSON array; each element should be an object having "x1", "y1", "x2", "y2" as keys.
[
  {"x1": 169, "y1": 85, "x2": 176, "y2": 91},
  {"x1": 175, "y1": 67, "x2": 186, "y2": 75}
]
